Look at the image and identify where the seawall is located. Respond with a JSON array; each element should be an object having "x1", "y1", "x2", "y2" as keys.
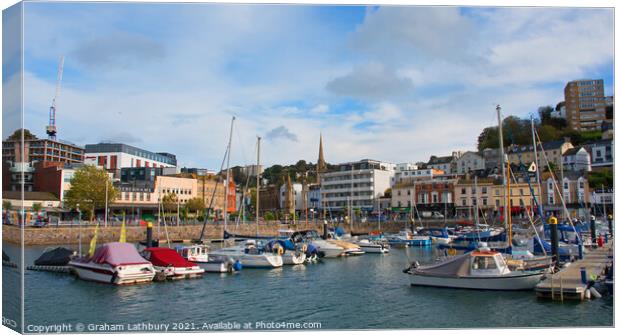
[{"x1": 2, "y1": 220, "x2": 434, "y2": 245}]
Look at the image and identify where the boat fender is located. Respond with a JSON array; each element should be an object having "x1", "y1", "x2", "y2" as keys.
[
  {"x1": 585, "y1": 289, "x2": 591, "y2": 299},
  {"x1": 447, "y1": 248, "x2": 457, "y2": 256},
  {"x1": 110, "y1": 272, "x2": 118, "y2": 284},
  {"x1": 301, "y1": 244, "x2": 307, "y2": 253},
  {"x1": 233, "y1": 260, "x2": 242, "y2": 271},
  {"x1": 590, "y1": 286, "x2": 603, "y2": 298}
]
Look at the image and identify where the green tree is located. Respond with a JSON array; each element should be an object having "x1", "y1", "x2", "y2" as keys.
[
  {"x1": 588, "y1": 170, "x2": 613, "y2": 188},
  {"x1": 161, "y1": 193, "x2": 178, "y2": 213},
  {"x1": 185, "y1": 197, "x2": 205, "y2": 216},
  {"x1": 32, "y1": 202, "x2": 42, "y2": 213},
  {"x1": 64, "y1": 165, "x2": 117, "y2": 221},
  {"x1": 3, "y1": 200, "x2": 12, "y2": 211},
  {"x1": 7, "y1": 128, "x2": 37, "y2": 140},
  {"x1": 263, "y1": 211, "x2": 275, "y2": 221}
]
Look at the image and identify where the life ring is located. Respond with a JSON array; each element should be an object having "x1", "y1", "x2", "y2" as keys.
[
  {"x1": 447, "y1": 248, "x2": 457, "y2": 256},
  {"x1": 276, "y1": 246, "x2": 284, "y2": 255}
]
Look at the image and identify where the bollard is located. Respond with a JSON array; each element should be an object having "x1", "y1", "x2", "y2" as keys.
[
  {"x1": 608, "y1": 214, "x2": 613, "y2": 237},
  {"x1": 146, "y1": 222, "x2": 153, "y2": 248},
  {"x1": 322, "y1": 220, "x2": 328, "y2": 240},
  {"x1": 590, "y1": 215, "x2": 596, "y2": 247},
  {"x1": 605, "y1": 233, "x2": 609, "y2": 244},
  {"x1": 578, "y1": 242, "x2": 583, "y2": 260},
  {"x1": 580, "y1": 267, "x2": 587, "y2": 284},
  {"x1": 549, "y1": 216, "x2": 560, "y2": 266}
]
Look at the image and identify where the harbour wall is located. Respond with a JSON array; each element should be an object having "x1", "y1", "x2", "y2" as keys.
[
  {"x1": 2, "y1": 217, "x2": 503, "y2": 246},
  {"x1": 2, "y1": 220, "x2": 444, "y2": 245}
]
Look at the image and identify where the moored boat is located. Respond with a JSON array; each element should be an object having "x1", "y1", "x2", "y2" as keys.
[
  {"x1": 211, "y1": 240, "x2": 283, "y2": 268},
  {"x1": 404, "y1": 245, "x2": 545, "y2": 290},
  {"x1": 142, "y1": 247, "x2": 205, "y2": 280},
  {"x1": 291, "y1": 230, "x2": 345, "y2": 258},
  {"x1": 357, "y1": 239, "x2": 390, "y2": 253},
  {"x1": 68, "y1": 242, "x2": 156, "y2": 285}
]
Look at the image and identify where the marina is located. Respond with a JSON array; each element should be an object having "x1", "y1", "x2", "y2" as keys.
[{"x1": 2, "y1": 240, "x2": 613, "y2": 330}]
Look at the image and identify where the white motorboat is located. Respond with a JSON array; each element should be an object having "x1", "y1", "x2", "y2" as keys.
[
  {"x1": 326, "y1": 232, "x2": 365, "y2": 255},
  {"x1": 404, "y1": 245, "x2": 545, "y2": 290},
  {"x1": 210, "y1": 240, "x2": 283, "y2": 268},
  {"x1": 291, "y1": 230, "x2": 345, "y2": 258},
  {"x1": 68, "y1": 242, "x2": 156, "y2": 285},
  {"x1": 178, "y1": 244, "x2": 241, "y2": 273},
  {"x1": 357, "y1": 239, "x2": 390, "y2": 253},
  {"x1": 178, "y1": 244, "x2": 210, "y2": 263}
]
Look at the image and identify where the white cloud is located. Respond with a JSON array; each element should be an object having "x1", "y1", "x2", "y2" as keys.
[
  {"x1": 326, "y1": 62, "x2": 414, "y2": 99},
  {"x1": 12, "y1": 5, "x2": 613, "y2": 170},
  {"x1": 310, "y1": 104, "x2": 329, "y2": 114}
]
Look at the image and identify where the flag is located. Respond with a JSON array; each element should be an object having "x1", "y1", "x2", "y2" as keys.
[
  {"x1": 119, "y1": 221, "x2": 126, "y2": 243},
  {"x1": 119, "y1": 211, "x2": 127, "y2": 243},
  {"x1": 88, "y1": 223, "x2": 99, "y2": 257}
]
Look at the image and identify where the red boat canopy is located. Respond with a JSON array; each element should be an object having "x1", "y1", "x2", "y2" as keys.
[
  {"x1": 144, "y1": 247, "x2": 197, "y2": 268},
  {"x1": 91, "y1": 242, "x2": 150, "y2": 267}
]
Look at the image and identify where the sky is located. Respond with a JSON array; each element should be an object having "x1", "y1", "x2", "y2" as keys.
[{"x1": 2, "y1": 2, "x2": 615, "y2": 170}]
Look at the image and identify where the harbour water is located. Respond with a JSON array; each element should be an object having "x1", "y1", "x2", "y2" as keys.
[{"x1": 2, "y1": 243, "x2": 613, "y2": 331}]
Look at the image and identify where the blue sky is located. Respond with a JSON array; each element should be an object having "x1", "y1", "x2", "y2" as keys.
[{"x1": 2, "y1": 2, "x2": 614, "y2": 170}]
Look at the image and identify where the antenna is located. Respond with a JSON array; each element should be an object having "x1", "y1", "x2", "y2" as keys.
[{"x1": 46, "y1": 56, "x2": 65, "y2": 140}]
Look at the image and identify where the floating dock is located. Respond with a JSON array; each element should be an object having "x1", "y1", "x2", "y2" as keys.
[
  {"x1": 26, "y1": 265, "x2": 72, "y2": 273},
  {"x1": 535, "y1": 242, "x2": 613, "y2": 301}
]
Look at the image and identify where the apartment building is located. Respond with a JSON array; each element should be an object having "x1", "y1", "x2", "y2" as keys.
[
  {"x1": 564, "y1": 79, "x2": 607, "y2": 131},
  {"x1": 321, "y1": 159, "x2": 395, "y2": 212}
]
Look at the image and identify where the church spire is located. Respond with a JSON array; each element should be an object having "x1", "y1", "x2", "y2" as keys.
[{"x1": 317, "y1": 133, "x2": 326, "y2": 176}]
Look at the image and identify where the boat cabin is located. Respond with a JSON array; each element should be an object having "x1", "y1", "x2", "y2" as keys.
[
  {"x1": 470, "y1": 250, "x2": 511, "y2": 276},
  {"x1": 178, "y1": 245, "x2": 208, "y2": 261}
]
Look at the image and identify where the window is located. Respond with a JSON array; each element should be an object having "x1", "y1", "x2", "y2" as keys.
[
  {"x1": 461, "y1": 188, "x2": 466, "y2": 195},
  {"x1": 462, "y1": 199, "x2": 467, "y2": 206},
  {"x1": 482, "y1": 198, "x2": 487, "y2": 206},
  {"x1": 481, "y1": 187, "x2": 487, "y2": 194},
  {"x1": 473, "y1": 256, "x2": 497, "y2": 270}
]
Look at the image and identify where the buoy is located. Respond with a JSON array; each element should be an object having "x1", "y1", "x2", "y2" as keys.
[
  {"x1": 232, "y1": 260, "x2": 242, "y2": 271},
  {"x1": 589, "y1": 287, "x2": 602, "y2": 299},
  {"x1": 585, "y1": 289, "x2": 591, "y2": 299}
]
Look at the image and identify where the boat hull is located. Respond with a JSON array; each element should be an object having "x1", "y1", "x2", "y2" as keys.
[
  {"x1": 210, "y1": 249, "x2": 283, "y2": 268},
  {"x1": 408, "y1": 272, "x2": 544, "y2": 290},
  {"x1": 69, "y1": 261, "x2": 155, "y2": 285},
  {"x1": 359, "y1": 244, "x2": 389, "y2": 253},
  {"x1": 154, "y1": 266, "x2": 204, "y2": 280},
  {"x1": 282, "y1": 252, "x2": 306, "y2": 265}
]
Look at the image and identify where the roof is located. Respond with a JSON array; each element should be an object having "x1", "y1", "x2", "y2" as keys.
[
  {"x1": 428, "y1": 156, "x2": 453, "y2": 165},
  {"x1": 2, "y1": 191, "x2": 59, "y2": 201},
  {"x1": 508, "y1": 139, "x2": 568, "y2": 154},
  {"x1": 562, "y1": 147, "x2": 586, "y2": 156}
]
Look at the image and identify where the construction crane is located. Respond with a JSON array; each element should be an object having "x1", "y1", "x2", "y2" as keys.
[{"x1": 46, "y1": 56, "x2": 65, "y2": 141}]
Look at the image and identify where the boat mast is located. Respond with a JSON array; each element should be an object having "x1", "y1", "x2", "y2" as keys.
[
  {"x1": 496, "y1": 105, "x2": 509, "y2": 236},
  {"x1": 223, "y1": 116, "x2": 235, "y2": 233},
  {"x1": 256, "y1": 136, "x2": 261, "y2": 236},
  {"x1": 530, "y1": 116, "x2": 544, "y2": 219}
]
